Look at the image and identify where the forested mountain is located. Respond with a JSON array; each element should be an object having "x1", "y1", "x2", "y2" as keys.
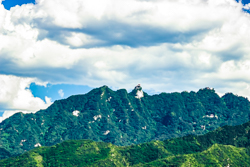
[
  {"x1": 1, "y1": 85, "x2": 250, "y2": 159},
  {"x1": 2, "y1": 120, "x2": 250, "y2": 166}
]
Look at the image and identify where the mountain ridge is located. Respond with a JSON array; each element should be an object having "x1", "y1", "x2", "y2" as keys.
[{"x1": 1, "y1": 85, "x2": 250, "y2": 159}]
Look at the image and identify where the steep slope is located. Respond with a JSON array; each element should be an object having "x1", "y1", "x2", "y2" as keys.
[
  {"x1": 2, "y1": 120, "x2": 250, "y2": 166},
  {"x1": 1, "y1": 85, "x2": 250, "y2": 159}
]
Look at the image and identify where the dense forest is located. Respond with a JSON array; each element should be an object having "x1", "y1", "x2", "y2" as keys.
[
  {"x1": 2, "y1": 120, "x2": 250, "y2": 166},
  {"x1": 1, "y1": 85, "x2": 250, "y2": 159}
]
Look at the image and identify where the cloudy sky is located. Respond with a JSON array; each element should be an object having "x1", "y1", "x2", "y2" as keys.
[{"x1": 1, "y1": 0, "x2": 250, "y2": 121}]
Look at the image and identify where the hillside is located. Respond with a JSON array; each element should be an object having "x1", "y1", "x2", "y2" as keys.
[
  {"x1": 2, "y1": 120, "x2": 250, "y2": 166},
  {"x1": 1, "y1": 85, "x2": 250, "y2": 159}
]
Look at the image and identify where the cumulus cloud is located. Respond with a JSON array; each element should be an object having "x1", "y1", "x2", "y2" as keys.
[
  {"x1": 0, "y1": 74, "x2": 52, "y2": 122},
  {"x1": 58, "y1": 89, "x2": 64, "y2": 98},
  {"x1": 1, "y1": 0, "x2": 250, "y2": 101}
]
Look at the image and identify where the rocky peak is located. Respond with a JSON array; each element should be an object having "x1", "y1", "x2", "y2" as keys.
[
  {"x1": 134, "y1": 84, "x2": 144, "y2": 99},
  {"x1": 135, "y1": 84, "x2": 142, "y2": 90}
]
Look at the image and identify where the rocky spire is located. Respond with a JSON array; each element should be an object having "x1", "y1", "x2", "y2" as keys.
[{"x1": 134, "y1": 84, "x2": 144, "y2": 99}]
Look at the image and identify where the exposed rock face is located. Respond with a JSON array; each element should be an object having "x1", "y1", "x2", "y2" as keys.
[
  {"x1": 134, "y1": 84, "x2": 144, "y2": 99},
  {"x1": 72, "y1": 110, "x2": 80, "y2": 117},
  {"x1": 1, "y1": 85, "x2": 250, "y2": 159}
]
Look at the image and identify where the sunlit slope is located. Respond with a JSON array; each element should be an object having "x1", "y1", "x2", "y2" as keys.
[{"x1": 138, "y1": 144, "x2": 250, "y2": 167}]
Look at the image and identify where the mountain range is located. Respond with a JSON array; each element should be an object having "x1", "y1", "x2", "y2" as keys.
[
  {"x1": 2, "y1": 119, "x2": 250, "y2": 166},
  {"x1": 1, "y1": 85, "x2": 250, "y2": 160}
]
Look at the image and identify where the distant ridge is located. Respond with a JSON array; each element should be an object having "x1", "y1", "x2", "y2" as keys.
[{"x1": 1, "y1": 85, "x2": 250, "y2": 159}]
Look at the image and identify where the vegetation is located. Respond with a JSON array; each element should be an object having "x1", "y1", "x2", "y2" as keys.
[
  {"x1": 1, "y1": 86, "x2": 250, "y2": 159},
  {"x1": 2, "y1": 120, "x2": 250, "y2": 166}
]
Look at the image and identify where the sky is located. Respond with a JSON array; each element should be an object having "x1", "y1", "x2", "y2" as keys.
[{"x1": 1, "y1": 0, "x2": 250, "y2": 121}]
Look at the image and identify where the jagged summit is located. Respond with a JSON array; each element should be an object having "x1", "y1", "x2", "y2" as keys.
[
  {"x1": 135, "y1": 84, "x2": 144, "y2": 99},
  {"x1": 135, "y1": 84, "x2": 142, "y2": 90},
  {"x1": 130, "y1": 84, "x2": 144, "y2": 99},
  {"x1": 1, "y1": 85, "x2": 250, "y2": 160}
]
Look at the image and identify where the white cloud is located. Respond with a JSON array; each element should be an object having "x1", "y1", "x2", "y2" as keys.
[
  {"x1": 1, "y1": 0, "x2": 250, "y2": 101},
  {"x1": 0, "y1": 74, "x2": 52, "y2": 122},
  {"x1": 58, "y1": 89, "x2": 64, "y2": 98},
  {"x1": 0, "y1": 110, "x2": 32, "y2": 123}
]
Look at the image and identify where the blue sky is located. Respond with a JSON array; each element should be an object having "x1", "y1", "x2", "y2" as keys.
[
  {"x1": 29, "y1": 83, "x2": 92, "y2": 102},
  {"x1": 2, "y1": 0, "x2": 35, "y2": 10},
  {"x1": 2, "y1": 0, "x2": 249, "y2": 11},
  {"x1": 1, "y1": 0, "x2": 250, "y2": 121},
  {"x1": 1, "y1": 0, "x2": 249, "y2": 10},
  {"x1": 237, "y1": 0, "x2": 250, "y2": 5}
]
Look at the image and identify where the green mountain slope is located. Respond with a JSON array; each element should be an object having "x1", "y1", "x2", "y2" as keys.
[
  {"x1": 2, "y1": 120, "x2": 250, "y2": 166},
  {"x1": 1, "y1": 85, "x2": 250, "y2": 159},
  {"x1": 139, "y1": 144, "x2": 250, "y2": 167}
]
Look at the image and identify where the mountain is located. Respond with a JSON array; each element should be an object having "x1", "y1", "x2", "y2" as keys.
[
  {"x1": 1, "y1": 85, "x2": 250, "y2": 159},
  {"x1": 2, "y1": 120, "x2": 250, "y2": 166}
]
